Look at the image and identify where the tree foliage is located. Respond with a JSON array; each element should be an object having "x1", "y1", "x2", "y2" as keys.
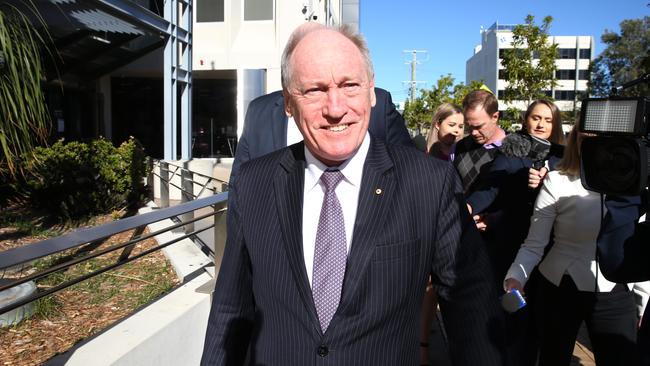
[
  {"x1": 590, "y1": 16, "x2": 650, "y2": 97},
  {"x1": 501, "y1": 14, "x2": 558, "y2": 106},
  {"x1": 402, "y1": 74, "x2": 483, "y2": 131},
  {"x1": 0, "y1": 2, "x2": 52, "y2": 178}
]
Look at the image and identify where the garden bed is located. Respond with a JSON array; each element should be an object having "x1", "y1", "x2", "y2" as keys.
[{"x1": 0, "y1": 206, "x2": 180, "y2": 365}]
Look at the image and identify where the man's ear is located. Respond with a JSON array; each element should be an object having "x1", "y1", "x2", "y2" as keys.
[
  {"x1": 491, "y1": 111, "x2": 500, "y2": 123},
  {"x1": 283, "y1": 89, "x2": 292, "y2": 117},
  {"x1": 370, "y1": 81, "x2": 376, "y2": 107}
]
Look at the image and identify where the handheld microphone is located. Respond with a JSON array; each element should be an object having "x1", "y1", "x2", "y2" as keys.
[
  {"x1": 529, "y1": 135, "x2": 551, "y2": 170},
  {"x1": 501, "y1": 289, "x2": 527, "y2": 313}
]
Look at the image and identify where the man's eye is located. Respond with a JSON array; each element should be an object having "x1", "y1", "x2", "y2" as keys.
[
  {"x1": 343, "y1": 83, "x2": 360, "y2": 91},
  {"x1": 304, "y1": 88, "x2": 324, "y2": 96}
]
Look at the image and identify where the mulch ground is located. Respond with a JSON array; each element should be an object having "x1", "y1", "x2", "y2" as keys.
[{"x1": 0, "y1": 209, "x2": 180, "y2": 365}]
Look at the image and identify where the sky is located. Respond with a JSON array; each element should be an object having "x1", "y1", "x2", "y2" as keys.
[{"x1": 360, "y1": 0, "x2": 649, "y2": 103}]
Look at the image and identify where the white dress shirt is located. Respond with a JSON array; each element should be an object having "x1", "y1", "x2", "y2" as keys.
[
  {"x1": 302, "y1": 134, "x2": 370, "y2": 286},
  {"x1": 287, "y1": 116, "x2": 303, "y2": 146},
  {"x1": 505, "y1": 171, "x2": 650, "y2": 316}
]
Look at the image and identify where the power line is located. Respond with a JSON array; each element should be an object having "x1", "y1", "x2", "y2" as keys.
[{"x1": 402, "y1": 50, "x2": 427, "y2": 102}]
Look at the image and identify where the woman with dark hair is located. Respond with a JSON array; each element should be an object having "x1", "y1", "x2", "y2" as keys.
[
  {"x1": 505, "y1": 127, "x2": 645, "y2": 366},
  {"x1": 467, "y1": 99, "x2": 565, "y2": 274},
  {"x1": 465, "y1": 99, "x2": 565, "y2": 366}
]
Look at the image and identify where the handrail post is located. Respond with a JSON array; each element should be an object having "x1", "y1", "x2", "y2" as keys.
[
  {"x1": 160, "y1": 161, "x2": 169, "y2": 208},
  {"x1": 146, "y1": 158, "x2": 154, "y2": 201},
  {"x1": 181, "y1": 161, "x2": 194, "y2": 232}
]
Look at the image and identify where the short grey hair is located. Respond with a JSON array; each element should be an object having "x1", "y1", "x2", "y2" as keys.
[{"x1": 280, "y1": 24, "x2": 375, "y2": 90}]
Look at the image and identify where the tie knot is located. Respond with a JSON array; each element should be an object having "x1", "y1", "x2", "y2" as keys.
[{"x1": 321, "y1": 170, "x2": 344, "y2": 191}]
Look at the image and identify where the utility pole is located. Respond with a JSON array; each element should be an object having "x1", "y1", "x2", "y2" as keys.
[{"x1": 402, "y1": 50, "x2": 427, "y2": 102}]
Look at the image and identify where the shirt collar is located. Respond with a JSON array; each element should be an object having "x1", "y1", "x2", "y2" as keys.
[
  {"x1": 483, "y1": 127, "x2": 506, "y2": 149},
  {"x1": 304, "y1": 133, "x2": 370, "y2": 192}
]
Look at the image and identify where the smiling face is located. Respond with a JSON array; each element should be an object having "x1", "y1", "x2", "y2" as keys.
[
  {"x1": 437, "y1": 112, "x2": 464, "y2": 146},
  {"x1": 526, "y1": 103, "x2": 554, "y2": 140},
  {"x1": 283, "y1": 29, "x2": 376, "y2": 166}
]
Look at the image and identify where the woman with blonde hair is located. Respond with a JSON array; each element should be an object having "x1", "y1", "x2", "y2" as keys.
[
  {"x1": 425, "y1": 103, "x2": 464, "y2": 160},
  {"x1": 504, "y1": 126, "x2": 646, "y2": 365}
]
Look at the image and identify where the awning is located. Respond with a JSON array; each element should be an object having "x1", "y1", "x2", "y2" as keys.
[{"x1": 5, "y1": 0, "x2": 169, "y2": 83}]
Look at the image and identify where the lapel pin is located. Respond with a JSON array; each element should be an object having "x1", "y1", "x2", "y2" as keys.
[{"x1": 375, "y1": 188, "x2": 382, "y2": 195}]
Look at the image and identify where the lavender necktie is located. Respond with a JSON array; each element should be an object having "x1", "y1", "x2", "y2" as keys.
[{"x1": 312, "y1": 169, "x2": 347, "y2": 332}]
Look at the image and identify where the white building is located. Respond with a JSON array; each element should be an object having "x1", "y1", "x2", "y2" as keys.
[
  {"x1": 189, "y1": 0, "x2": 360, "y2": 157},
  {"x1": 466, "y1": 22, "x2": 594, "y2": 113},
  {"x1": 31, "y1": 0, "x2": 359, "y2": 161}
]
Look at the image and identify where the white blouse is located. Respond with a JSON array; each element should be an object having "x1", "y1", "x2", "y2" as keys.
[{"x1": 505, "y1": 171, "x2": 649, "y2": 316}]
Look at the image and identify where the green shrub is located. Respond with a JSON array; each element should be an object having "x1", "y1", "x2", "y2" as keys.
[{"x1": 20, "y1": 137, "x2": 147, "y2": 219}]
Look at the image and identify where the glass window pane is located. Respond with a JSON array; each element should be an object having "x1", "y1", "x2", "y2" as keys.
[
  {"x1": 245, "y1": 0, "x2": 273, "y2": 21},
  {"x1": 197, "y1": 0, "x2": 224, "y2": 22}
]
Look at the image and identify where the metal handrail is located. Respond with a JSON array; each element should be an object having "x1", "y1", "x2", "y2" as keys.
[
  {"x1": 155, "y1": 160, "x2": 229, "y2": 196},
  {"x1": 0, "y1": 193, "x2": 227, "y2": 270},
  {"x1": 0, "y1": 192, "x2": 228, "y2": 315}
]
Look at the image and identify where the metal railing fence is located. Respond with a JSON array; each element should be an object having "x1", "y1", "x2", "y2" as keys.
[{"x1": 0, "y1": 161, "x2": 229, "y2": 317}]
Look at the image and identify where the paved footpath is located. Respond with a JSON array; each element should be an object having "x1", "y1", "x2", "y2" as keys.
[{"x1": 426, "y1": 312, "x2": 594, "y2": 366}]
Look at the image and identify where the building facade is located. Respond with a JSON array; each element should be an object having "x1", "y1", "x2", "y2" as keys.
[
  {"x1": 20, "y1": 0, "x2": 359, "y2": 161},
  {"x1": 466, "y1": 22, "x2": 594, "y2": 113}
]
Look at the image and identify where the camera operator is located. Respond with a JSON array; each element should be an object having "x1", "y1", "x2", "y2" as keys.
[{"x1": 597, "y1": 192, "x2": 650, "y2": 366}]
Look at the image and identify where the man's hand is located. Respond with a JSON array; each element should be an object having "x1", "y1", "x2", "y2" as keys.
[
  {"x1": 473, "y1": 214, "x2": 487, "y2": 231},
  {"x1": 528, "y1": 167, "x2": 548, "y2": 189},
  {"x1": 505, "y1": 278, "x2": 524, "y2": 295}
]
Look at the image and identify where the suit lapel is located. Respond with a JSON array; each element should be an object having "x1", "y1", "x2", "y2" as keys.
[
  {"x1": 337, "y1": 139, "x2": 395, "y2": 315},
  {"x1": 272, "y1": 94, "x2": 288, "y2": 150},
  {"x1": 274, "y1": 143, "x2": 321, "y2": 330}
]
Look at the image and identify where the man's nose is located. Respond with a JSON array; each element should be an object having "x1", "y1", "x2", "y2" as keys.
[{"x1": 323, "y1": 88, "x2": 347, "y2": 119}]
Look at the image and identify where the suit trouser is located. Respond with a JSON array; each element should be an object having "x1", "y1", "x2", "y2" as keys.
[{"x1": 535, "y1": 274, "x2": 638, "y2": 366}]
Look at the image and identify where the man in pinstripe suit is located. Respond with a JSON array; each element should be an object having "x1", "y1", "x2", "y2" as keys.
[{"x1": 201, "y1": 25, "x2": 505, "y2": 366}]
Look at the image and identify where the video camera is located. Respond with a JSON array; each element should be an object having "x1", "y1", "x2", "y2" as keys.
[{"x1": 579, "y1": 94, "x2": 649, "y2": 196}]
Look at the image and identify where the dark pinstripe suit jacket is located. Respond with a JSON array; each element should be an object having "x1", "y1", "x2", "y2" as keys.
[{"x1": 201, "y1": 139, "x2": 505, "y2": 366}]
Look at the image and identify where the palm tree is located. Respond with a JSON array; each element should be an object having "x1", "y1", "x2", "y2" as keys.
[{"x1": 0, "y1": 1, "x2": 51, "y2": 178}]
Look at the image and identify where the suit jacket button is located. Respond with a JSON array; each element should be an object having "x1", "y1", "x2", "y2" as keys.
[{"x1": 317, "y1": 345, "x2": 329, "y2": 357}]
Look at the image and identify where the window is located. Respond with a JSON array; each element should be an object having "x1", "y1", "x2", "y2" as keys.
[
  {"x1": 556, "y1": 69, "x2": 576, "y2": 80},
  {"x1": 197, "y1": 0, "x2": 224, "y2": 22},
  {"x1": 498, "y1": 69, "x2": 508, "y2": 80},
  {"x1": 498, "y1": 90, "x2": 505, "y2": 99},
  {"x1": 499, "y1": 48, "x2": 530, "y2": 59},
  {"x1": 244, "y1": 0, "x2": 273, "y2": 21},
  {"x1": 578, "y1": 70, "x2": 589, "y2": 80},
  {"x1": 543, "y1": 90, "x2": 552, "y2": 97},
  {"x1": 554, "y1": 90, "x2": 576, "y2": 100},
  {"x1": 558, "y1": 48, "x2": 577, "y2": 59},
  {"x1": 579, "y1": 49, "x2": 591, "y2": 59}
]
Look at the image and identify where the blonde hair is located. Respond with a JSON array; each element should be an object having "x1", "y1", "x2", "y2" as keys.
[
  {"x1": 556, "y1": 126, "x2": 580, "y2": 177},
  {"x1": 426, "y1": 103, "x2": 463, "y2": 153}
]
